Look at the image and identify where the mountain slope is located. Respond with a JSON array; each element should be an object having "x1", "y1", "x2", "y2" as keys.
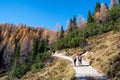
[
  {"x1": 21, "y1": 56, "x2": 75, "y2": 80},
  {"x1": 86, "y1": 31, "x2": 120, "y2": 80},
  {"x1": 0, "y1": 23, "x2": 57, "y2": 73},
  {"x1": 62, "y1": 31, "x2": 120, "y2": 80},
  {"x1": 53, "y1": 53, "x2": 109, "y2": 80}
]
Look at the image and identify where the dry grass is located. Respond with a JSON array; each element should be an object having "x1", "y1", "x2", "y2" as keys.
[
  {"x1": 85, "y1": 31, "x2": 120, "y2": 75},
  {"x1": 56, "y1": 31, "x2": 120, "y2": 79},
  {"x1": 0, "y1": 76, "x2": 7, "y2": 80},
  {"x1": 64, "y1": 47, "x2": 84, "y2": 56},
  {"x1": 21, "y1": 57, "x2": 75, "y2": 80}
]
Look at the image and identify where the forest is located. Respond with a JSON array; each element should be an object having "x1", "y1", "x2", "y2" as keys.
[{"x1": 0, "y1": 0, "x2": 120, "y2": 80}]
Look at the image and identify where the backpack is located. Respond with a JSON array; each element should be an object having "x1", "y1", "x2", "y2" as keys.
[
  {"x1": 78, "y1": 55, "x2": 82, "y2": 60},
  {"x1": 73, "y1": 55, "x2": 77, "y2": 60}
]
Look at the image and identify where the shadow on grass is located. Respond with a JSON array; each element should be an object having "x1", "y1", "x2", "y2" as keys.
[
  {"x1": 75, "y1": 64, "x2": 90, "y2": 67},
  {"x1": 77, "y1": 76, "x2": 95, "y2": 80},
  {"x1": 71, "y1": 76, "x2": 77, "y2": 80}
]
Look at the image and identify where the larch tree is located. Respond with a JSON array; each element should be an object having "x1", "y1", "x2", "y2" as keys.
[
  {"x1": 100, "y1": 3, "x2": 109, "y2": 22},
  {"x1": 55, "y1": 23, "x2": 61, "y2": 39},
  {"x1": 95, "y1": 12, "x2": 101, "y2": 23},
  {"x1": 77, "y1": 14, "x2": 86, "y2": 29},
  {"x1": 110, "y1": 0, "x2": 117, "y2": 8}
]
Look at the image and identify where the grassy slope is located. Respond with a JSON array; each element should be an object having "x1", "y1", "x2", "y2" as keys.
[
  {"x1": 64, "y1": 31, "x2": 120, "y2": 79},
  {"x1": 1, "y1": 31, "x2": 119, "y2": 80},
  {"x1": 86, "y1": 31, "x2": 120, "y2": 79},
  {"x1": 21, "y1": 57, "x2": 75, "y2": 80}
]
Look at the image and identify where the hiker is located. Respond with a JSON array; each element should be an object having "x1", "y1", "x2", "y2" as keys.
[
  {"x1": 78, "y1": 54, "x2": 82, "y2": 66},
  {"x1": 73, "y1": 55, "x2": 77, "y2": 66},
  {"x1": 52, "y1": 50, "x2": 55, "y2": 55}
]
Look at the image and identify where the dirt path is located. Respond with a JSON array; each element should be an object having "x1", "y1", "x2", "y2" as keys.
[{"x1": 53, "y1": 52, "x2": 110, "y2": 80}]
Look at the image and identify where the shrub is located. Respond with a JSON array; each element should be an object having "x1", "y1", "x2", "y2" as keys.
[
  {"x1": 32, "y1": 62, "x2": 44, "y2": 73},
  {"x1": 14, "y1": 64, "x2": 30, "y2": 78},
  {"x1": 107, "y1": 53, "x2": 120, "y2": 80}
]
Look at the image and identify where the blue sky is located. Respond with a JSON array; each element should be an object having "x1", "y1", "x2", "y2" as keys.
[{"x1": 0, "y1": 0, "x2": 110, "y2": 30}]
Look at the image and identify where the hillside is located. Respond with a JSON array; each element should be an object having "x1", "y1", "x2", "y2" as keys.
[
  {"x1": 64, "y1": 31, "x2": 120, "y2": 80},
  {"x1": 0, "y1": 24, "x2": 57, "y2": 76},
  {"x1": 21, "y1": 56, "x2": 75, "y2": 80},
  {"x1": 0, "y1": 0, "x2": 120, "y2": 80},
  {"x1": 49, "y1": 2, "x2": 120, "y2": 79},
  {"x1": 86, "y1": 31, "x2": 120, "y2": 80}
]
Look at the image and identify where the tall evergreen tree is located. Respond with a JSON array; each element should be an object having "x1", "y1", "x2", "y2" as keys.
[
  {"x1": 32, "y1": 39, "x2": 38, "y2": 62},
  {"x1": 119, "y1": 0, "x2": 120, "y2": 5},
  {"x1": 15, "y1": 46, "x2": 20, "y2": 58},
  {"x1": 44, "y1": 36, "x2": 49, "y2": 52},
  {"x1": 94, "y1": 1, "x2": 101, "y2": 13},
  {"x1": 68, "y1": 18, "x2": 73, "y2": 32},
  {"x1": 68, "y1": 16, "x2": 77, "y2": 32},
  {"x1": 0, "y1": 30, "x2": 2, "y2": 43},
  {"x1": 59, "y1": 26, "x2": 64, "y2": 39},
  {"x1": 73, "y1": 16, "x2": 77, "y2": 28},
  {"x1": 105, "y1": 3, "x2": 109, "y2": 9},
  {"x1": 87, "y1": 10, "x2": 94, "y2": 23},
  {"x1": 0, "y1": 35, "x2": 1, "y2": 43},
  {"x1": 14, "y1": 45, "x2": 20, "y2": 70},
  {"x1": 38, "y1": 40, "x2": 45, "y2": 53}
]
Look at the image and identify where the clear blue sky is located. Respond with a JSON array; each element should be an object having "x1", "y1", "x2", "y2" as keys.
[{"x1": 0, "y1": 0, "x2": 110, "y2": 30}]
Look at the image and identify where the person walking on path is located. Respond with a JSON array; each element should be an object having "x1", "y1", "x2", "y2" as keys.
[
  {"x1": 73, "y1": 54, "x2": 77, "y2": 67},
  {"x1": 78, "y1": 54, "x2": 82, "y2": 66},
  {"x1": 52, "y1": 50, "x2": 55, "y2": 55}
]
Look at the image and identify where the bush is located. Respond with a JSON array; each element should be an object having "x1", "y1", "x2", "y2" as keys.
[
  {"x1": 107, "y1": 53, "x2": 120, "y2": 80},
  {"x1": 109, "y1": 5, "x2": 120, "y2": 22},
  {"x1": 14, "y1": 64, "x2": 30, "y2": 78},
  {"x1": 32, "y1": 62, "x2": 44, "y2": 73}
]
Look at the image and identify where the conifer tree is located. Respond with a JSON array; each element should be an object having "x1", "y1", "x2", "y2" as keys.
[
  {"x1": 105, "y1": 3, "x2": 109, "y2": 9},
  {"x1": 68, "y1": 18, "x2": 73, "y2": 32},
  {"x1": 73, "y1": 16, "x2": 77, "y2": 28},
  {"x1": 94, "y1": 1, "x2": 101, "y2": 13},
  {"x1": 44, "y1": 36, "x2": 49, "y2": 52},
  {"x1": 59, "y1": 26, "x2": 64, "y2": 39},
  {"x1": 119, "y1": 0, "x2": 120, "y2": 5},
  {"x1": 68, "y1": 16, "x2": 77, "y2": 32},
  {"x1": 32, "y1": 39, "x2": 38, "y2": 62},
  {"x1": 38, "y1": 40, "x2": 45, "y2": 53},
  {"x1": 15, "y1": 46, "x2": 20, "y2": 58},
  {"x1": 87, "y1": 10, "x2": 94, "y2": 23}
]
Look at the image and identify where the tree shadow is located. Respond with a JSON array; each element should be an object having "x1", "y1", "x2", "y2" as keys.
[
  {"x1": 71, "y1": 76, "x2": 77, "y2": 80},
  {"x1": 77, "y1": 75, "x2": 109, "y2": 80},
  {"x1": 80, "y1": 64, "x2": 90, "y2": 67},
  {"x1": 71, "y1": 76, "x2": 95, "y2": 80},
  {"x1": 75, "y1": 64, "x2": 90, "y2": 67},
  {"x1": 77, "y1": 76, "x2": 95, "y2": 80}
]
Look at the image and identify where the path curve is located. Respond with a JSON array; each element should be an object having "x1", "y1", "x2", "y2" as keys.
[{"x1": 53, "y1": 52, "x2": 110, "y2": 80}]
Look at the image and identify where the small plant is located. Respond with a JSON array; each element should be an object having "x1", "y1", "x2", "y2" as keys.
[
  {"x1": 14, "y1": 64, "x2": 30, "y2": 78},
  {"x1": 32, "y1": 62, "x2": 45, "y2": 73}
]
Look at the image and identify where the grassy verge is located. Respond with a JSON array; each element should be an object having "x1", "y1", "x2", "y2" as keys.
[
  {"x1": 21, "y1": 56, "x2": 75, "y2": 80},
  {"x1": 86, "y1": 31, "x2": 120, "y2": 80}
]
